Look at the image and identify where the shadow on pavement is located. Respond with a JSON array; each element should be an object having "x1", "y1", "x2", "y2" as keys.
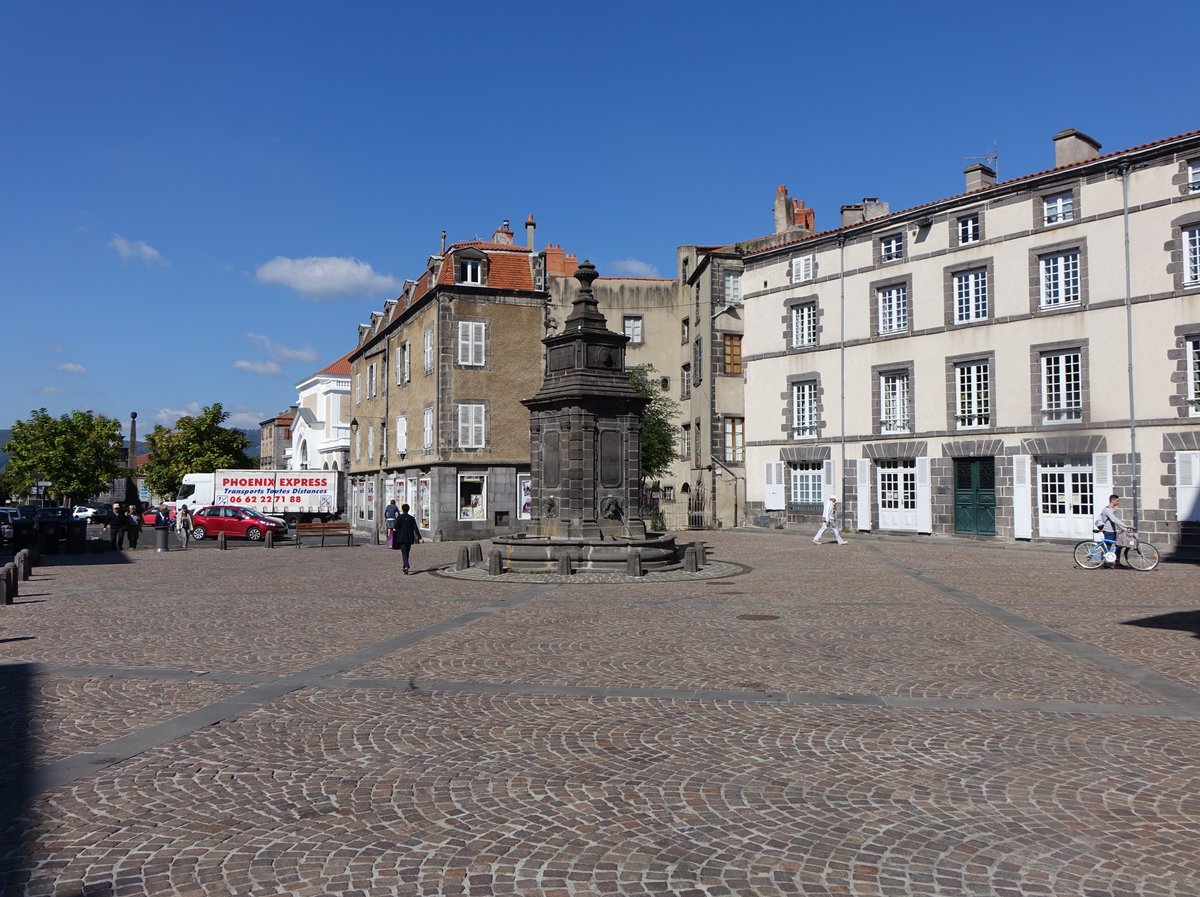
[
  {"x1": 0, "y1": 664, "x2": 34, "y2": 897},
  {"x1": 1122, "y1": 610, "x2": 1200, "y2": 639}
]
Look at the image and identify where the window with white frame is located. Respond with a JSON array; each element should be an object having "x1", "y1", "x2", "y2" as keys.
[
  {"x1": 791, "y1": 303, "x2": 817, "y2": 347},
  {"x1": 723, "y1": 417, "x2": 744, "y2": 463},
  {"x1": 422, "y1": 407, "x2": 433, "y2": 450},
  {"x1": 395, "y1": 415, "x2": 408, "y2": 455},
  {"x1": 954, "y1": 268, "x2": 988, "y2": 322},
  {"x1": 367, "y1": 362, "x2": 377, "y2": 398},
  {"x1": 955, "y1": 361, "x2": 991, "y2": 429},
  {"x1": 396, "y1": 342, "x2": 410, "y2": 384},
  {"x1": 1041, "y1": 350, "x2": 1083, "y2": 423},
  {"x1": 1188, "y1": 161, "x2": 1200, "y2": 192},
  {"x1": 662, "y1": 485, "x2": 675, "y2": 502},
  {"x1": 1039, "y1": 250, "x2": 1081, "y2": 308},
  {"x1": 724, "y1": 272, "x2": 741, "y2": 304},
  {"x1": 791, "y1": 255, "x2": 814, "y2": 284},
  {"x1": 1184, "y1": 225, "x2": 1200, "y2": 286},
  {"x1": 458, "y1": 321, "x2": 485, "y2": 366},
  {"x1": 792, "y1": 381, "x2": 818, "y2": 438},
  {"x1": 880, "y1": 372, "x2": 911, "y2": 433},
  {"x1": 458, "y1": 474, "x2": 486, "y2": 521},
  {"x1": 679, "y1": 424, "x2": 692, "y2": 460},
  {"x1": 877, "y1": 284, "x2": 909, "y2": 334},
  {"x1": 459, "y1": 258, "x2": 483, "y2": 284},
  {"x1": 958, "y1": 213, "x2": 980, "y2": 245},
  {"x1": 457, "y1": 403, "x2": 485, "y2": 448},
  {"x1": 354, "y1": 429, "x2": 361, "y2": 461},
  {"x1": 355, "y1": 371, "x2": 362, "y2": 405},
  {"x1": 1043, "y1": 191, "x2": 1074, "y2": 225},
  {"x1": 623, "y1": 316, "x2": 643, "y2": 344},
  {"x1": 681, "y1": 317, "x2": 690, "y2": 344},
  {"x1": 423, "y1": 326, "x2": 434, "y2": 372},
  {"x1": 1188, "y1": 337, "x2": 1200, "y2": 416},
  {"x1": 680, "y1": 364, "x2": 691, "y2": 399},
  {"x1": 789, "y1": 462, "x2": 822, "y2": 505},
  {"x1": 881, "y1": 234, "x2": 904, "y2": 262}
]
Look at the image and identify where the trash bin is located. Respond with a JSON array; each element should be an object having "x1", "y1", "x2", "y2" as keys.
[
  {"x1": 155, "y1": 525, "x2": 170, "y2": 552},
  {"x1": 65, "y1": 519, "x2": 88, "y2": 554}
]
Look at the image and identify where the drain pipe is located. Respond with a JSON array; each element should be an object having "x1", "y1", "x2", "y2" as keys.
[
  {"x1": 1119, "y1": 162, "x2": 1140, "y2": 528},
  {"x1": 709, "y1": 457, "x2": 741, "y2": 528},
  {"x1": 837, "y1": 233, "x2": 848, "y2": 531}
]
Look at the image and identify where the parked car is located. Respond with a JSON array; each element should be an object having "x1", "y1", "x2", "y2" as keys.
[
  {"x1": 72, "y1": 505, "x2": 110, "y2": 524},
  {"x1": 0, "y1": 510, "x2": 14, "y2": 544},
  {"x1": 190, "y1": 505, "x2": 286, "y2": 542},
  {"x1": 240, "y1": 508, "x2": 289, "y2": 535}
]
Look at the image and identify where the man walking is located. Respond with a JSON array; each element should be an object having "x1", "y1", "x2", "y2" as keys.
[
  {"x1": 109, "y1": 503, "x2": 126, "y2": 550},
  {"x1": 394, "y1": 503, "x2": 422, "y2": 574},
  {"x1": 813, "y1": 495, "x2": 846, "y2": 545}
]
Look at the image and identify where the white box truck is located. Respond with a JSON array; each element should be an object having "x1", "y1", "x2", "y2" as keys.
[{"x1": 173, "y1": 470, "x2": 343, "y2": 525}]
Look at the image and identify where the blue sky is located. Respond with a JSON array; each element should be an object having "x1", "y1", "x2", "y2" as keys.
[{"x1": 1, "y1": 1, "x2": 1190, "y2": 435}]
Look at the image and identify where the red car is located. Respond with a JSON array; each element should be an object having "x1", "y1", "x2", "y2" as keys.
[{"x1": 190, "y1": 505, "x2": 286, "y2": 542}]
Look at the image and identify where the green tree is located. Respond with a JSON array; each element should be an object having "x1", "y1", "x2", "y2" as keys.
[
  {"x1": 627, "y1": 364, "x2": 680, "y2": 483},
  {"x1": 3, "y1": 408, "x2": 126, "y2": 505},
  {"x1": 141, "y1": 403, "x2": 252, "y2": 500}
]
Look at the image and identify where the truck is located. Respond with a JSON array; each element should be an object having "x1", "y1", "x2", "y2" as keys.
[{"x1": 172, "y1": 470, "x2": 344, "y2": 526}]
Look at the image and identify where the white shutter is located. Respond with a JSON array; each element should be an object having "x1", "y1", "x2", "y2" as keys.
[
  {"x1": 822, "y1": 459, "x2": 835, "y2": 503},
  {"x1": 1012, "y1": 454, "x2": 1032, "y2": 539},
  {"x1": 458, "y1": 405, "x2": 470, "y2": 446},
  {"x1": 856, "y1": 458, "x2": 872, "y2": 531},
  {"x1": 763, "y1": 461, "x2": 785, "y2": 510},
  {"x1": 458, "y1": 322, "x2": 471, "y2": 365},
  {"x1": 1092, "y1": 452, "x2": 1113, "y2": 519},
  {"x1": 396, "y1": 416, "x2": 407, "y2": 454},
  {"x1": 915, "y1": 457, "x2": 932, "y2": 533},
  {"x1": 1177, "y1": 451, "x2": 1200, "y2": 522},
  {"x1": 473, "y1": 405, "x2": 485, "y2": 447}
]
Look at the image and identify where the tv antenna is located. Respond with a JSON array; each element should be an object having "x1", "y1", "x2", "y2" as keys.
[{"x1": 961, "y1": 141, "x2": 999, "y2": 179}]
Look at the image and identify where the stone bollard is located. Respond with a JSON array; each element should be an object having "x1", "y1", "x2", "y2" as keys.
[
  {"x1": 4, "y1": 563, "x2": 17, "y2": 601},
  {"x1": 468, "y1": 542, "x2": 483, "y2": 564},
  {"x1": 0, "y1": 575, "x2": 7, "y2": 606},
  {"x1": 217, "y1": 532, "x2": 228, "y2": 551},
  {"x1": 626, "y1": 548, "x2": 643, "y2": 578},
  {"x1": 17, "y1": 550, "x2": 31, "y2": 581},
  {"x1": 694, "y1": 540, "x2": 707, "y2": 568},
  {"x1": 456, "y1": 546, "x2": 471, "y2": 571},
  {"x1": 265, "y1": 530, "x2": 274, "y2": 549},
  {"x1": 487, "y1": 548, "x2": 504, "y2": 576},
  {"x1": 556, "y1": 553, "x2": 572, "y2": 576},
  {"x1": 29, "y1": 544, "x2": 40, "y2": 566},
  {"x1": 683, "y1": 545, "x2": 699, "y2": 573}
]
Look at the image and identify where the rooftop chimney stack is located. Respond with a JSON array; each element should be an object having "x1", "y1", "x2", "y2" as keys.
[
  {"x1": 492, "y1": 220, "x2": 514, "y2": 244},
  {"x1": 841, "y1": 203, "x2": 865, "y2": 226},
  {"x1": 440, "y1": 230, "x2": 446, "y2": 254},
  {"x1": 1053, "y1": 129, "x2": 1101, "y2": 168},
  {"x1": 526, "y1": 214, "x2": 536, "y2": 250},
  {"x1": 861, "y1": 197, "x2": 889, "y2": 220},
  {"x1": 773, "y1": 185, "x2": 791, "y2": 234},
  {"x1": 964, "y1": 163, "x2": 997, "y2": 192}
]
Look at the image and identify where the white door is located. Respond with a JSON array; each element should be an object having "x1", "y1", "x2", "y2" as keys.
[
  {"x1": 877, "y1": 459, "x2": 918, "y2": 531},
  {"x1": 763, "y1": 462, "x2": 785, "y2": 510},
  {"x1": 1037, "y1": 458, "x2": 1094, "y2": 539},
  {"x1": 1178, "y1": 452, "x2": 1200, "y2": 522},
  {"x1": 856, "y1": 459, "x2": 872, "y2": 531}
]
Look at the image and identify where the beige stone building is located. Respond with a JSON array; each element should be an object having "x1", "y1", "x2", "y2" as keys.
[{"x1": 740, "y1": 127, "x2": 1200, "y2": 552}]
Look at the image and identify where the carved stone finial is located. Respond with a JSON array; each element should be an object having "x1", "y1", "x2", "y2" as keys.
[{"x1": 563, "y1": 259, "x2": 606, "y2": 330}]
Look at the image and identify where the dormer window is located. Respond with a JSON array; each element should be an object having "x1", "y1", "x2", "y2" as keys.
[{"x1": 459, "y1": 258, "x2": 482, "y2": 284}]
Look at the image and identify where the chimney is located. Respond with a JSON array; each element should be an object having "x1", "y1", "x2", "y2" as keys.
[
  {"x1": 861, "y1": 197, "x2": 889, "y2": 220},
  {"x1": 964, "y1": 163, "x2": 996, "y2": 192},
  {"x1": 526, "y1": 214, "x2": 536, "y2": 251},
  {"x1": 543, "y1": 243, "x2": 566, "y2": 276},
  {"x1": 841, "y1": 203, "x2": 865, "y2": 226},
  {"x1": 1053, "y1": 129, "x2": 1101, "y2": 168},
  {"x1": 440, "y1": 230, "x2": 446, "y2": 254},
  {"x1": 492, "y1": 220, "x2": 514, "y2": 244},
  {"x1": 791, "y1": 198, "x2": 815, "y2": 232},
  {"x1": 773, "y1": 185, "x2": 791, "y2": 234}
]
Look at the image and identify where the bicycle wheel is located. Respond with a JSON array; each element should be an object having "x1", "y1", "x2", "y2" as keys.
[
  {"x1": 1074, "y1": 541, "x2": 1104, "y2": 569},
  {"x1": 1125, "y1": 542, "x2": 1160, "y2": 572}
]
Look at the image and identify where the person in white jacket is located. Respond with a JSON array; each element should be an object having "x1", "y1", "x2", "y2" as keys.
[{"x1": 813, "y1": 495, "x2": 846, "y2": 545}]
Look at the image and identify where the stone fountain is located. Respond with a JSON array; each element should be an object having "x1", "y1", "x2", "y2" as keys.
[{"x1": 491, "y1": 261, "x2": 680, "y2": 573}]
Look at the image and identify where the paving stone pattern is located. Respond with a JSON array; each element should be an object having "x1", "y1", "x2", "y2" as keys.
[{"x1": 1, "y1": 532, "x2": 1199, "y2": 896}]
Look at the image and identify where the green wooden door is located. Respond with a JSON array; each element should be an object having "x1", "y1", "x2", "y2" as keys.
[{"x1": 954, "y1": 458, "x2": 996, "y2": 535}]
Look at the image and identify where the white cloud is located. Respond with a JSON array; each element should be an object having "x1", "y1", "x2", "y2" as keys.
[
  {"x1": 110, "y1": 234, "x2": 167, "y2": 265},
  {"x1": 233, "y1": 359, "x2": 282, "y2": 375},
  {"x1": 226, "y1": 409, "x2": 265, "y2": 429},
  {"x1": 609, "y1": 258, "x2": 661, "y2": 278},
  {"x1": 154, "y1": 402, "x2": 203, "y2": 425},
  {"x1": 57, "y1": 362, "x2": 87, "y2": 374},
  {"x1": 155, "y1": 402, "x2": 262, "y2": 430},
  {"x1": 36, "y1": 385, "x2": 62, "y2": 394},
  {"x1": 245, "y1": 333, "x2": 319, "y2": 364},
  {"x1": 254, "y1": 256, "x2": 400, "y2": 299}
]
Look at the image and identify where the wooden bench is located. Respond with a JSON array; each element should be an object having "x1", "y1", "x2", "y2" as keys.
[{"x1": 295, "y1": 520, "x2": 354, "y2": 547}]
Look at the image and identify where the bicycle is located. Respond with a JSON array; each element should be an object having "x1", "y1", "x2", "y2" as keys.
[{"x1": 1073, "y1": 530, "x2": 1160, "y2": 571}]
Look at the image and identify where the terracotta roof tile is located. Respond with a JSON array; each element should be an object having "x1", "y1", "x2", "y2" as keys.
[{"x1": 317, "y1": 349, "x2": 353, "y2": 377}]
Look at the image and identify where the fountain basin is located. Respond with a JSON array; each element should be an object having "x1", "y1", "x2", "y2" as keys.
[{"x1": 491, "y1": 533, "x2": 680, "y2": 572}]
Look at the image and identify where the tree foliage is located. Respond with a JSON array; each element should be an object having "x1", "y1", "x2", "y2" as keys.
[
  {"x1": 141, "y1": 403, "x2": 252, "y2": 500},
  {"x1": 627, "y1": 364, "x2": 681, "y2": 483},
  {"x1": 3, "y1": 408, "x2": 126, "y2": 505}
]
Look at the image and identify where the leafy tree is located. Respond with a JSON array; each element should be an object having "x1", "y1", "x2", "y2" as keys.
[
  {"x1": 627, "y1": 365, "x2": 681, "y2": 483},
  {"x1": 3, "y1": 408, "x2": 126, "y2": 505},
  {"x1": 141, "y1": 403, "x2": 252, "y2": 500}
]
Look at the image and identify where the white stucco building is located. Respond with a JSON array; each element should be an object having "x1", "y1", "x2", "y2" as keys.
[
  {"x1": 740, "y1": 128, "x2": 1200, "y2": 552},
  {"x1": 287, "y1": 351, "x2": 352, "y2": 473}
]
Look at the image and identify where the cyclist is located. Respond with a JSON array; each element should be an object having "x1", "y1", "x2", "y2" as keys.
[{"x1": 1094, "y1": 494, "x2": 1130, "y2": 569}]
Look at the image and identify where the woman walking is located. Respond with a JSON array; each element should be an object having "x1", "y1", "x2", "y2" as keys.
[
  {"x1": 176, "y1": 504, "x2": 193, "y2": 549},
  {"x1": 125, "y1": 506, "x2": 143, "y2": 549}
]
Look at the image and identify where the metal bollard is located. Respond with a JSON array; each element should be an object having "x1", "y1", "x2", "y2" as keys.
[
  {"x1": 155, "y1": 526, "x2": 170, "y2": 553},
  {"x1": 456, "y1": 546, "x2": 471, "y2": 571},
  {"x1": 265, "y1": 530, "x2": 274, "y2": 549},
  {"x1": 217, "y1": 532, "x2": 227, "y2": 550}
]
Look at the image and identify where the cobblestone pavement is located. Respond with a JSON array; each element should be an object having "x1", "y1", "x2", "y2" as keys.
[{"x1": 1, "y1": 532, "x2": 1199, "y2": 896}]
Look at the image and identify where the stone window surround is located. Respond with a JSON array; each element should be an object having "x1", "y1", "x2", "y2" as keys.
[
  {"x1": 1171, "y1": 323, "x2": 1200, "y2": 418},
  {"x1": 1035, "y1": 184, "x2": 1080, "y2": 230},
  {"x1": 874, "y1": 231, "x2": 906, "y2": 265},
  {"x1": 782, "y1": 294, "x2": 822, "y2": 350},
  {"x1": 1028, "y1": 238, "x2": 1089, "y2": 314},
  {"x1": 720, "y1": 331, "x2": 742, "y2": 376},
  {"x1": 869, "y1": 273, "x2": 913, "y2": 338},
  {"x1": 871, "y1": 361, "x2": 914, "y2": 436},
  {"x1": 782, "y1": 372, "x2": 823, "y2": 440},
  {"x1": 944, "y1": 350, "x2": 996, "y2": 432},
  {"x1": 942, "y1": 257, "x2": 995, "y2": 327},
  {"x1": 1175, "y1": 157, "x2": 1200, "y2": 196},
  {"x1": 953, "y1": 208, "x2": 986, "y2": 247},
  {"x1": 1169, "y1": 211, "x2": 1200, "y2": 292},
  {"x1": 1030, "y1": 338, "x2": 1090, "y2": 427}
]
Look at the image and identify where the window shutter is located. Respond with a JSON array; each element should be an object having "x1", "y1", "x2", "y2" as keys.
[
  {"x1": 916, "y1": 457, "x2": 932, "y2": 533},
  {"x1": 458, "y1": 322, "x2": 470, "y2": 365},
  {"x1": 1092, "y1": 453, "x2": 1113, "y2": 519},
  {"x1": 1013, "y1": 454, "x2": 1032, "y2": 539},
  {"x1": 822, "y1": 459, "x2": 835, "y2": 503},
  {"x1": 856, "y1": 458, "x2": 871, "y2": 531},
  {"x1": 473, "y1": 405, "x2": 485, "y2": 447},
  {"x1": 396, "y1": 416, "x2": 407, "y2": 454},
  {"x1": 1176, "y1": 451, "x2": 1200, "y2": 522}
]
